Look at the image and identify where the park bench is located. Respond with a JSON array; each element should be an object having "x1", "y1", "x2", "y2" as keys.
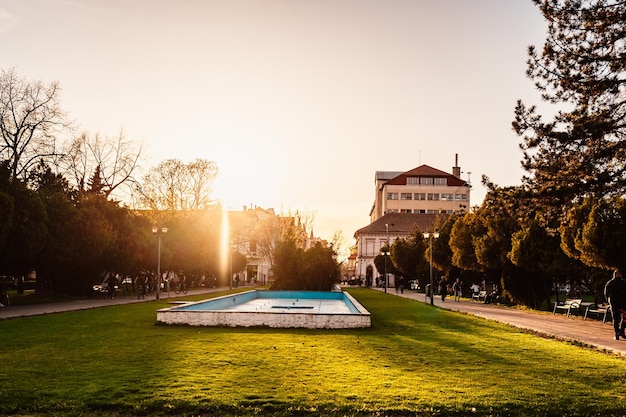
[
  {"x1": 584, "y1": 303, "x2": 612, "y2": 323},
  {"x1": 552, "y1": 298, "x2": 582, "y2": 317},
  {"x1": 471, "y1": 291, "x2": 487, "y2": 302}
]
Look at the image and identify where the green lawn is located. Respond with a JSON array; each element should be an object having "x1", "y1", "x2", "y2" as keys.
[{"x1": 0, "y1": 288, "x2": 624, "y2": 416}]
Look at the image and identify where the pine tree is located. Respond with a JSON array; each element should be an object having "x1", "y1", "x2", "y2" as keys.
[
  {"x1": 513, "y1": 0, "x2": 626, "y2": 208},
  {"x1": 87, "y1": 165, "x2": 105, "y2": 195}
]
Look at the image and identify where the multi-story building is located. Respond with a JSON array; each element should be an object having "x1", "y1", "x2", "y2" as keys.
[
  {"x1": 354, "y1": 212, "x2": 442, "y2": 287},
  {"x1": 228, "y1": 205, "x2": 276, "y2": 286},
  {"x1": 370, "y1": 155, "x2": 470, "y2": 222},
  {"x1": 228, "y1": 205, "x2": 318, "y2": 286},
  {"x1": 354, "y1": 156, "x2": 471, "y2": 287}
]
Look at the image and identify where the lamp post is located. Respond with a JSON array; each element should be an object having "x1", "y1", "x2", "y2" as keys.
[
  {"x1": 423, "y1": 232, "x2": 439, "y2": 305},
  {"x1": 230, "y1": 245, "x2": 233, "y2": 290},
  {"x1": 384, "y1": 223, "x2": 390, "y2": 293},
  {"x1": 382, "y1": 249, "x2": 390, "y2": 293},
  {"x1": 152, "y1": 226, "x2": 168, "y2": 300}
]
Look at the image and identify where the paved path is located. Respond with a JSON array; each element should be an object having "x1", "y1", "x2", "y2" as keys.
[
  {"x1": 0, "y1": 287, "x2": 227, "y2": 320},
  {"x1": 372, "y1": 287, "x2": 626, "y2": 356},
  {"x1": 2, "y1": 285, "x2": 624, "y2": 356}
]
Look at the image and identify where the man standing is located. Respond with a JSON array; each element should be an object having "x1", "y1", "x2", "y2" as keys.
[{"x1": 604, "y1": 269, "x2": 626, "y2": 340}]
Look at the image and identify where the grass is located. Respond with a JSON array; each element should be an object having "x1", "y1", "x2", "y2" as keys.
[{"x1": 0, "y1": 288, "x2": 625, "y2": 416}]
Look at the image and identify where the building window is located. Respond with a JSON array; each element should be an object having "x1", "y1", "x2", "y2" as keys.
[
  {"x1": 388, "y1": 209, "x2": 398, "y2": 213},
  {"x1": 427, "y1": 209, "x2": 439, "y2": 214},
  {"x1": 441, "y1": 193, "x2": 454, "y2": 201},
  {"x1": 387, "y1": 192, "x2": 398, "y2": 200},
  {"x1": 419, "y1": 177, "x2": 433, "y2": 185},
  {"x1": 401, "y1": 193, "x2": 412, "y2": 200},
  {"x1": 455, "y1": 193, "x2": 468, "y2": 201},
  {"x1": 400, "y1": 209, "x2": 412, "y2": 213},
  {"x1": 434, "y1": 177, "x2": 447, "y2": 185},
  {"x1": 416, "y1": 209, "x2": 426, "y2": 214},
  {"x1": 407, "y1": 177, "x2": 419, "y2": 184},
  {"x1": 250, "y1": 239, "x2": 257, "y2": 253},
  {"x1": 427, "y1": 193, "x2": 439, "y2": 201},
  {"x1": 414, "y1": 193, "x2": 426, "y2": 200}
]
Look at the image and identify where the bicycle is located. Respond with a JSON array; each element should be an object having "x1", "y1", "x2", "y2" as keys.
[{"x1": 174, "y1": 281, "x2": 188, "y2": 294}]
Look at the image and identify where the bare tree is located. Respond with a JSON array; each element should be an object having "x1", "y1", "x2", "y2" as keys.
[
  {"x1": 330, "y1": 229, "x2": 349, "y2": 259},
  {"x1": 0, "y1": 68, "x2": 69, "y2": 180},
  {"x1": 187, "y1": 159, "x2": 220, "y2": 209},
  {"x1": 134, "y1": 158, "x2": 219, "y2": 210},
  {"x1": 62, "y1": 130, "x2": 143, "y2": 199},
  {"x1": 253, "y1": 208, "x2": 315, "y2": 268}
]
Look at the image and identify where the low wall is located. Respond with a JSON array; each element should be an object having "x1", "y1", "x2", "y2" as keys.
[
  {"x1": 157, "y1": 309, "x2": 371, "y2": 328},
  {"x1": 156, "y1": 290, "x2": 371, "y2": 329}
]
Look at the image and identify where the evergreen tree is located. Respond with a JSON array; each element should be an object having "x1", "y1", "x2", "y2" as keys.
[
  {"x1": 513, "y1": 0, "x2": 626, "y2": 209},
  {"x1": 388, "y1": 231, "x2": 428, "y2": 285},
  {"x1": 86, "y1": 165, "x2": 105, "y2": 195}
]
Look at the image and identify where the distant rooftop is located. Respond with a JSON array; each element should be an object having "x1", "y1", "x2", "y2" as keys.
[
  {"x1": 354, "y1": 212, "x2": 445, "y2": 237},
  {"x1": 375, "y1": 171, "x2": 404, "y2": 181}
]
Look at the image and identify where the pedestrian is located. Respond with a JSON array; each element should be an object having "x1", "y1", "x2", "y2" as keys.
[
  {"x1": 453, "y1": 278, "x2": 462, "y2": 302},
  {"x1": 0, "y1": 282, "x2": 8, "y2": 307},
  {"x1": 107, "y1": 274, "x2": 117, "y2": 300},
  {"x1": 439, "y1": 277, "x2": 447, "y2": 302},
  {"x1": 470, "y1": 283, "x2": 480, "y2": 298},
  {"x1": 179, "y1": 270, "x2": 187, "y2": 291},
  {"x1": 604, "y1": 269, "x2": 626, "y2": 340}
]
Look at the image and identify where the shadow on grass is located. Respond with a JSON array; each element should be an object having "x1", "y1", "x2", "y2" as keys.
[{"x1": 1, "y1": 287, "x2": 626, "y2": 416}]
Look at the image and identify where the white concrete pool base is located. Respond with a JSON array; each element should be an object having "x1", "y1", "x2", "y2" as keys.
[{"x1": 157, "y1": 290, "x2": 371, "y2": 329}]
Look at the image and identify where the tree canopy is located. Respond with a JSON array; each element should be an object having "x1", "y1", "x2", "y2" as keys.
[
  {"x1": 513, "y1": 0, "x2": 626, "y2": 208},
  {"x1": 0, "y1": 68, "x2": 69, "y2": 180},
  {"x1": 135, "y1": 158, "x2": 219, "y2": 211}
]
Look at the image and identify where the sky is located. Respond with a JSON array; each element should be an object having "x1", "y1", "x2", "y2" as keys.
[{"x1": 0, "y1": 0, "x2": 549, "y2": 245}]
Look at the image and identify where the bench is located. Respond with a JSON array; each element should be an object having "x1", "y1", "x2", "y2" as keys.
[
  {"x1": 552, "y1": 298, "x2": 582, "y2": 317},
  {"x1": 471, "y1": 291, "x2": 487, "y2": 302},
  {"x1": 584, "y1": 303, "x2": 611, "y2": 322}
]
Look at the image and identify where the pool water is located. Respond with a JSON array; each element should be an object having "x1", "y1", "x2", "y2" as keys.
[{"x1": 157, "y1": 290, "x2": 371, "y2": 329}]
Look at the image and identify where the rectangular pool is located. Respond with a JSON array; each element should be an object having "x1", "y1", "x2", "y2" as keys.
[{"x1": 157, "y1": 290, "x2": 371, "y2": 329}]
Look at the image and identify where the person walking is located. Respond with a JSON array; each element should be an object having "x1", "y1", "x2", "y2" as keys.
[
  {"x1": 107, "y1": 274, "x2": 117, "y2": 300},
  {"x1": 453, "y1": 278, "x2": 462, "y2": 302},
  {"x1": 604, "y1": 269, "x2": 626, "y2": 340},
  {"x1": 439, "y1": 277, "x2": 447, "y2": 302}
]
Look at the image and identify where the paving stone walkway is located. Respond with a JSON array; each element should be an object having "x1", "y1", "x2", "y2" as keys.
[
  {"x1": 0, "y1": 287, "x2": 223, "y2": 320},
  {"x1": 373, "y1": 286, "x2": 626, "y2": 356}
]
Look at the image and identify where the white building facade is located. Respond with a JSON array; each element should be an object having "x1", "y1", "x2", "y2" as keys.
[
  {"x1": 354, "y1": 157, "x2": 471, "y2": 286},
  {"x1": 354, "y1": 213, "x2": 441, "y2": 287}
]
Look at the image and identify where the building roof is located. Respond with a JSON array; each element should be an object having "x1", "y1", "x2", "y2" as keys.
[
  {"x1": 375, "y1": 171, "x2": 404, "y2": 181},
  {"x1": 354, "y1": 213, "x2": 445, "y2": 237},
  {"x1": 384, "y1": 164, "x2": 468, "y2": 187}
]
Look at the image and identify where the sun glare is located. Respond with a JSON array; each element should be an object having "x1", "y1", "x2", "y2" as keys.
[{"x1": 220, "y1": 209, "x2": 230, "y2": 281}]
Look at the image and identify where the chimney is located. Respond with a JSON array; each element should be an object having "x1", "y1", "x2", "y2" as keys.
[{"x1": 452, "y1": 154, "x2": 461, "y2": 178}]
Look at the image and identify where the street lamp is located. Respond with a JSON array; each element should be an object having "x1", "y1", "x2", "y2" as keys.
[
  {"x1": 384, "y1": 223, "x2": 390, "y2": 293},
  {"x1": 230, "y1": 245, "x2": 233, "y2": 290},
  {"x1": 381, "y1": 249, "x2": 390, "y2": 293},
  {"x1": 152, "y1": 226, "x2": 168, "y2": 300},
  {"x1": 423, "y1": 232, "x2": 439, "y2": 305}
]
